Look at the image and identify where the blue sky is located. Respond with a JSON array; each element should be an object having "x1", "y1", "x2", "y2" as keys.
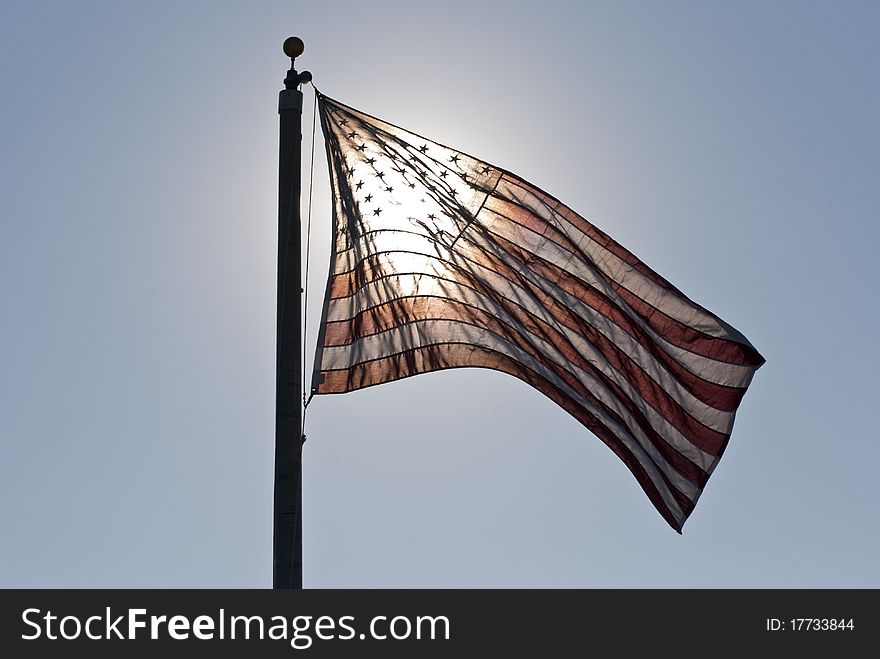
[{"x1": 1, "y1": 1, "x2": 878, "y2": 587}]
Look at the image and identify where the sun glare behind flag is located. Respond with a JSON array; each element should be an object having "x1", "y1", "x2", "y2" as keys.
[{"x1": 309, "y1": 91, "x2": 764, "y2": 532}]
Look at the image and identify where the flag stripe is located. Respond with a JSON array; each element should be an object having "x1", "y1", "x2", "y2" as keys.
[
  {"x1": 322, "y1": 302, "x2": 722, "y2": 471},
  {"x1": 326, "y1": 265, "x2": 737, "y2": 446},
  {"x1": 318, "y1": 342, "x2": 696, "y2": 530},
  {"x1": 328, "y1": 236, "x2": 754, "y2": 408},
  {"x1": 323, "y1": 294, "x2": 725, "y2": 483},
  {"x1": 480, "y1": 201, "x2": 761, "y2": 361},
  {"x1": 324, "y1": 297, "x2": 732, "y2": 463},
  {"x1": 477, "y1": 231, "x2": 762, "y2": 383},
  {"x1": 331, "y1": 224, "x2": 762, "y2": 372},
  {"x1": 494, "y1": 175, "x2": 685, "y2": 294},
  {"x1": 465, "y1": 230, "x2": 757, "y2": 402}
]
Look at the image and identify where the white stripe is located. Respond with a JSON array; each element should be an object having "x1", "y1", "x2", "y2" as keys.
[
  {"x1": 335, "y1": 230, "x2": 448, "y2": 271},
  {"x1": 332, "y1": 227, "x2": 755, "y2": 388},
  {"x1": 322, "y1": 318, "x2": 697, "y2": 517},
  {"x1": 325, "y1": 293, "x2": 718, "y2": 474},
  {"x1": 515, "y1": 260, "x2": 756, "y2": 392},
  {"x1": 472, "y1": 214, "x2": 757, "y2": 387},
  {"x1": 329, "y1": 246, "x2": 741, "y2": 432},
  {"x1": 492, "y1": 177, "x2": 744, "y2": 342}
]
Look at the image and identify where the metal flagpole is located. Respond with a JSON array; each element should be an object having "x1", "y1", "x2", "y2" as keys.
[{"x1": 274, "y1": 36, "x2": 311, "y2": 589}]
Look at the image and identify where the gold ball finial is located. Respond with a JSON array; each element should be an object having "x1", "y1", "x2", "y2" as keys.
[{"x1": 283, "y1": 37, "x2": 305, "y2": 59}]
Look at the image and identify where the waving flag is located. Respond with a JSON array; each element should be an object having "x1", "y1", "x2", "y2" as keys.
[{"x1": 310, "y1": 92, "x2": 764, "y2": 532}]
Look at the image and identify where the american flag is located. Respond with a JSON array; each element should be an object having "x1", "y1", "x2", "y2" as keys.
[{"x1": 310, "y1": 92, "x2": 764, "y2": 532}]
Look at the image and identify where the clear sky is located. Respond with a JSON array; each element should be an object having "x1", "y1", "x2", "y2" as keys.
[{"x1": 1, "y1": 1, "x2": 878, "y2": 587}]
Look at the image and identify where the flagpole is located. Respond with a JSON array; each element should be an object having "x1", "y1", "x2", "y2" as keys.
[{"x1": 274, "y1": 36, "x2": 311, "y2": 590}]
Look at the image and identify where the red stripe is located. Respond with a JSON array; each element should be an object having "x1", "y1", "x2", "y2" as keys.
[
  {"x1": 317, "y1": 342, "x2": 695, "y2": 531},
  {"x1": 481, "y1": 226, "x2": 763, "y2": 369},
  {"x1": 461, "y1": 231, "x2": 754, "y2": 410},
  {"x1": 499, "y1": 174, "x2": 683, "y2": 293},
  {"x1": 329, "y1": 212, "x2": 761, "y2": 371},
  {"x1": 327, "y1": 238, "x2": 749, "y2": 414},
  {"x1": 479, "y1": 200, "x2": 764, "y2": 368},
  {"x1": 324, "y1": 295, "x2": 718, "y2": 484}
]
